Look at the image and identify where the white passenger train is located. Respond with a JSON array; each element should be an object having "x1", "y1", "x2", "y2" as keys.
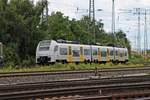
[{"x1": 36, "y1": 40, "x2": 128, "y2": 64}]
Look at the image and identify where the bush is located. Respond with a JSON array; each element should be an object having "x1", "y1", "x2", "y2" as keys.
[
  {"x1": 68, "y1": 64, "x2": 76, "y2": 70},
  {"x1": 3, "y1": 44, "x2": 20, "y2": 67},
  {"x1": 20, "y1": 56, "x2": 35, "y2": 68}
]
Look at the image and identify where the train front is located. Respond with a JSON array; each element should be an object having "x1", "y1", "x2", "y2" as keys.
[{"x1": 36, "y1": 40, "x2": 54, "y2": 64}]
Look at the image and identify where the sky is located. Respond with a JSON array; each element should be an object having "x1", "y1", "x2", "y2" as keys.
[{"x1": 36, "y1": 0, "x2": 150, "y2": 50}]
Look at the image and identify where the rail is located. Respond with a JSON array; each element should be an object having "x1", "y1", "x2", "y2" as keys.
[
  {"x1": 1, "y1": 74, "x2": 150, "y2": 92},
  {"x1": 0, "y1": 82, "x2": 150, "y2": 100},
  {"x1": 0, "y1": 66, "x2": 150, "y2": 77},
  {"x1": 0, "y1": 75, "x2": 150, "y2": 100},
  {"x1": 1, "y1": 66, "x2": 150, "y2": 85}
]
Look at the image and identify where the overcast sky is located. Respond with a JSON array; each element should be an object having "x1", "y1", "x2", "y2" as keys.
[{"x1": 36, "y1": 0, "x2": 150, "y2": 50}]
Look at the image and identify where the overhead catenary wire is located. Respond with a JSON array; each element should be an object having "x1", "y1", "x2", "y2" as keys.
[{"x1": 118, "y1": 8, "x2": 150, "y2": 55}]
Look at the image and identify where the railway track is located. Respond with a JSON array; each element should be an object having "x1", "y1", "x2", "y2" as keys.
[
  {"x1": 1, "y1": 75, "x2": 150, "y2": 92},
  {"x1": 0, "y1": 66, "x2": 150, "y2": 85},
  {"x1": 1, "y1": 66, "x2": 150, "y2": 99},
  {"x1": 76, "y1": 91, "x2": 150, "y2": 100},
  {"x1": 1, "y1": 75, "x2": 150, "y2": 100},
  {"x1": 1, "y1": 81, "x2": 150, "y2": 100},
  {"x1": 0, "y1": 66, "x2": 149, "y2": 77}
]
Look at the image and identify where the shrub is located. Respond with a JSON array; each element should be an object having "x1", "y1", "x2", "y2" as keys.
[{"x1": 3, "y1": 44, "x2": 20, "y2": 67}]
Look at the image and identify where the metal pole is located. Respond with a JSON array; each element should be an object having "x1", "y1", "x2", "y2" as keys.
[
  {"x1": 89, "y1": 0, "x2": 91, "y2": 20},
  {"x1": 45, "y1": 0, "x2": 48, "y2": 23},
  {"x1": 41, "y1": 0, "x2": 48, "y2": 25},
  {"x1": 93, "y1": 0, "x2": 95, "y2": 43},
  {"x1": 89, "y1": 0, "x2": 93, "y2": 63},
  {"x1": 112, "y1": 0, "x2": 116, "y2": 61},
  {"x1": 144, "y1": 9, "x2": 148, "y2": 60},
  {"x1": 89, "y1": 0, "x2": 95, "y2": 44},
  {"x1": 112, "y1": 0, "x2": 115, "y2": 36},
  {"x1": 117, "y1": 12, "x2": 120, "y2": 31},
  {"x1": 137, "y1": 8, "x2": 141, "y2": 54}
]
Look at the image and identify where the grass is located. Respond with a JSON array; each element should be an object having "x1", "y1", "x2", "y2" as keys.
[{"x1": 0, "y1": 62, "x2": 145, "y2": 73}]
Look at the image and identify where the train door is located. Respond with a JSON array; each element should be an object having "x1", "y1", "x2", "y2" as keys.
[
  {"x1": 98, "y1": 48, "x2": 102, "y2": 62},
  {"x1": 118, "y1": 49, "x2": 120, "y2": 62},
  {"x1": 106, "y1": 48, "x2": 110, "y2": 62},
  {"x1": 54, "y1": 45, "x2": 58, "y2": 62},
  {"x1": 80, "y1": 47, "x2": 84, "y2": 62},
  {"x1": 115, "y1": 49, "x2": 118, "y2": 61},
  {"x1": 67, "y1": 46, "x2": 73, "y2": 63},
  {"x1": 101, "y1": 48, "x2": 106, "y2": 62},
  {"x1": 122, "y1": 50, "x2": 124, "y2": 61}
]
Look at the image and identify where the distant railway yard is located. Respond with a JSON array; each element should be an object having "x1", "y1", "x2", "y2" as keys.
[{"x1": 0, "y1": 66, "x2": 150, "y2": 100}]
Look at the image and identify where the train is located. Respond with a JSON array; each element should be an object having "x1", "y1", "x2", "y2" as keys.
[
  {"x1": 36, "y1": 40, "x2": 129, "y2": 64},
  {"x1": 0, "y1": 42, "x2": 3, "y2": 66}
]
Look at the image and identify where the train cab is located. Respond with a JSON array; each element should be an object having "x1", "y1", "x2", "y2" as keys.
[{"x1": 36, "y1": 40, "x2": 57, "y2": 64}]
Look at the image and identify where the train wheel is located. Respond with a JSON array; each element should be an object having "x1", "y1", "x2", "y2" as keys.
[
  {"x1": 62, "y1": 60, "x2": 67, "y2": 64},
  {"x1": 75, "y1": 62, "x2": 79, "y2": 65},
  {"x1": 84, "y1": 60, "x2": 87, "y2": 64},
  {"x1": 50, "y1": 62, "x2": 55, "y2": 65},
  {"x1": 96, "y1": 60, "x2": 99, "y2": 63},
  {"x1": 99, "y1": 62, "x2": 102, "y2": 64}
]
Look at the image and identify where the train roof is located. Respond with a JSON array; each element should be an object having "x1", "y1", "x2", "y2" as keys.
[
  {"x1": 56, "y1": 39, "x2": 80, "y2": 44},
  {"x1": 40, "y1": 40, "x2": 51, "y2": 43},
  {"x1": 40, "y1": 40, "x2": 127, "y2": 49}
]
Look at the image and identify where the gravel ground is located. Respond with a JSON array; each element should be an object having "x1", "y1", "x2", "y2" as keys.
[{"x1": 0, "y1": 67, "x2": 150, "y2": 85}]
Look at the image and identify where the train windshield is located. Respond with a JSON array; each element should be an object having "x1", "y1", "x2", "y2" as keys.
[
  {"x1": 39, "y1": 40, "x2": 51, "y2": 46},
  {"x1": 39, "y1": 46, "x2": 49, "y2": 51},
  {"x1": 39, "y1": 41, "x2": 51, "y2": 51}
]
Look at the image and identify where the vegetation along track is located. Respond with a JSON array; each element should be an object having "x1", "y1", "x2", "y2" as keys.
[
  {"x1": 0, "y1": 66, "x2": 150, "y2": 85},
  {"x1": 1, "y1": 75, "x2": 150, "y2": 100}
]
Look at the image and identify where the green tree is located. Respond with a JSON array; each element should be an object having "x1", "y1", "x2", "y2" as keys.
[
  {"x1": 0, "y1": 0, "x2": 47, "y2": 65},
  {"x1": 47, "y1": 12, "x2": 73, "y2": 40},
  {"x1": 0, "y1": 0, "x2": 131, "y2": 66}
]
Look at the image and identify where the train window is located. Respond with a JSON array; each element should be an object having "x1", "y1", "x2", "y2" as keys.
[
  {"x1": 54, "y1": 46, "x2": 58, "y2": 52},
  {"x1": 101, "y1": 48, "x2": 106, "y2": 57},
  {"x1": 110, "y1": 50, "x2": 114, "y2": 56},
  {"x1": 92, "y1": 49, "x2": 98, "y2": 55},
  {"x1": 101, "y1": 51, "x2": 106, "y2": 57},
  {"x1": 39, "y1": 47, "x2": 49, "y2": 51},
  {"x1": 73, "y1": 50, "x2": 80, "y2": 57},
  {"x1": 40, "y1": 41, "x2": 51, "y2": 46},
  {"x1": 60, "y1": 48, "x2": 67, "y2": 55},
  {"x1": 116, "y1": 50, "x2": 118, "y2": 56},
  {"x1": 125, "y1": 52, "x2": 127, "y2": 56},
  {"x1": 84, "y1": 49, "x2": 90, "y2": 55}
]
